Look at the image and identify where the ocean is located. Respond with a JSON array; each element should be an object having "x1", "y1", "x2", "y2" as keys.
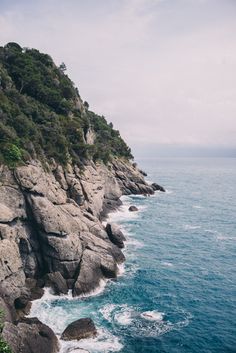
[{"x1": 30, "y1": 157, "x2": 236, "y2": 353}]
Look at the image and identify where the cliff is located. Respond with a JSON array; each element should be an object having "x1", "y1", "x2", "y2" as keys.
[
  {"x1": 0, "y1": 43, "x2": 163, "y2": 353},
  {"x1": 0, "y1": 158, "x2": 157, "y2": 352}
]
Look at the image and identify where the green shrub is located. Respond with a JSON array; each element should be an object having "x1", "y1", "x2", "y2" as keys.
[
  {"x1": 0, "y1": 309, "x2": 12, "y2": 353},
  {"x1": 2, "y1": 144, "x2": 22, "y2": 166}
]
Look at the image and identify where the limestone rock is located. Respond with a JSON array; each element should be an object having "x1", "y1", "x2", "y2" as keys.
[
  {"x1": 2, "y1": 318, "x2": 59, "y2": 353},
  {"x1": 73, "y1": 249, "x2": 102, "y2": 296},
  {"x1": 0, "y1": 204, "x2": 15, "y2": 223},
  {"x1": 61, "y1": 318, "x2": 97, "y2": 341},
  {"x1": 45, "y1": 272, "x2": 68, "y2": 295},
  {"x1": 15, "y1": 164, "x2": 67, "y2": 205},
  {"x1": 0, "y1": 186, "x2": 26, "y2": 221},
  {"x1": 105, "y1": 223, "x2": 126, "y2": 248},
  {"x1": 0, "y1": 239, "x2": 25, "y2": 302},
  {"x1": 152, "y1": 182, "x2": 166, "y2": 192}
]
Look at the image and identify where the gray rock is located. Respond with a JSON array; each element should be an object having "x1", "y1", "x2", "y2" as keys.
[
  {"x1": 100, "y1": 255, "x2": 118, "y2": 278},
  {"x1": 45, "y1": 272, "x2": 68, "y2": 295},
  {"x1": 151, "y1": 183, "x2": 166, "y2": 192},
  {"x1": 0, "y1": 186, "x2": 26, "y2": 221},
  {"x1": 73, "y1": 249, "x2": 102, "y2": 296},
  {"x1": 15, "y1": 163, "x2": 67, "y2": 205},
  {"x1": 129, "y1": 205, "x2": 138, "y2": 212},
  {"x1": 2, "y1": 318, "x2": 59, "y2": 353},
  {"x1": 105, "y1": 223, "x2": 126, "y2": 248},
  {"x1": 61, "y1": 318, "x2": 97, "y2": 341}
]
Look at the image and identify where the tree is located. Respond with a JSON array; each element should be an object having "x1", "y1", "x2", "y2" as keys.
[
  {"x1": 84, "y1": 101, "x2": 89, "y2": 109},
  {"x1": 59, "y1": 62, "x2": 67, "y2": 73}
]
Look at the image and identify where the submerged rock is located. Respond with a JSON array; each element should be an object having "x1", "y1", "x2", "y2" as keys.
[
  {"x1": 129, "y1": 205, "x2": 138, "y2": 212},
  {"x1": 151, "y1": 183, "x2": 165, "y2": 192},
  {"x1": 61, "y1": 318, "x2": 97, "y2": 341},
  {"x1": 105, "y1": 223, "x2": 126, "y2": 248}
]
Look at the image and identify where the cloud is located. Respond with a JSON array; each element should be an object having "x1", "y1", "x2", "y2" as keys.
[{"x1": 0, "y1": 0, "x2": 236, "y2": 154}]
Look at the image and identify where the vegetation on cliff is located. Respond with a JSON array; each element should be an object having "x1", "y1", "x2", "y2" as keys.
[
  {"x1": 0, "y1": 42, "x2": 133, "y2": 167},
  {"x1": 0, "y1": 309, "x2": 12, "y2": 353}
]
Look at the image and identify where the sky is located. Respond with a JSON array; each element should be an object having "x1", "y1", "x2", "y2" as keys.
[{"x1": 0, "y1": 0, "x2": 236, "y2": 157}]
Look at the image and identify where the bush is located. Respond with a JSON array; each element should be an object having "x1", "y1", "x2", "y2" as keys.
[
  {"x1": 2, "y1": 144, "x2": 22, "y2": 166},
  {"x1": 0, "y1": 339, "x2": 12, "y2": 353},
  {"x1": 0, "y1": 309, "x2": 12, "y2": 353}
]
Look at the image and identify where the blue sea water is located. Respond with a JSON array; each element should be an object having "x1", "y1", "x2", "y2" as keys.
[{"x1": 30, "y1": 158, "x2": 236, "y2": 353}]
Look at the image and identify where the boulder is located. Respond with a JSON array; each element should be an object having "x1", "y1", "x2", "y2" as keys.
[
  {"x1": 45, "y1": 272, "x2": 68, "y2": 295},
  {"x1": 129, "y1": 205, "x2": 138, "y2": 212},
  {"x1": 151, "y1": 183, "x2": 165, "y2": 192},
  {"x1": 100, "y1": 255, "x2": 118, "y2": 278},
  {"x1": 105, "y1": 223, "x2": 126, "y2": 248},
  {"x1": 61, "y1": 318, "x2": 97, "y2": 341},
  {"x1": 14, "y1": 294, "x2": 29, "y2": 310},
  {"x1": 2, "y1": 317, "x2": 59, "y2": 353},
  {"x1": 72, "y1": 249, "x2": 102, "y2": 296}
]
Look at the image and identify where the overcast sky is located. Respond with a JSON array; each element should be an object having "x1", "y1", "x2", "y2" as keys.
[{"x1": 0, "y1": 0, "x2": 236, "y2": 156}]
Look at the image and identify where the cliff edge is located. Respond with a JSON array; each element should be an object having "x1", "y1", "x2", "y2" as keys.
[{"x1": 0, "y1": 43, "x2": 163, "y2": 353}]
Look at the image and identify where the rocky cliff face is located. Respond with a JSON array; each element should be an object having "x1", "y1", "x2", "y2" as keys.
[{"x1": 0, "y1": 157, "x2": 156, "y2": 352}]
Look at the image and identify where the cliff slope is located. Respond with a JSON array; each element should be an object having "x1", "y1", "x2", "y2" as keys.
[{"x1": 0, "y1": 43, "x2": 160, "y2": 353}]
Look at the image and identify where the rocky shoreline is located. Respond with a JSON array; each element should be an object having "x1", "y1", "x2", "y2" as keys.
[{"x1": 0, "y1": 158, "x2": 164, "y2": 352}]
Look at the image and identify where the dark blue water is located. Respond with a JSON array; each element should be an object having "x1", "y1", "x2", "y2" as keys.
[{"x1": 31, "y1": 158, "x2": 236, "y2": 353}]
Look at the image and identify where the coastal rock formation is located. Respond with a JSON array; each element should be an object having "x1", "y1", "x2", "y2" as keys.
[
  {"x1": 0, "y1": 158, "x2": 160, "y2": 352},
  {"x1": 2, "y1": 317, "x2": 59, "y2": 353},
  {"x1": 152, "y1": 183, "x2": 166, "y2": 192},
  {"x1": 61, "y1": 318, "x2": 97, "y2": 341},
  {"x1": 0, "y1": 43, "x2": 165, "y2": 353},
  {"x1": 105, "y1": 223, "x2": 126, "y2": 248}
]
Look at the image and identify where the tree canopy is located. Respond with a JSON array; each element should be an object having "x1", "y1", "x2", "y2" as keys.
[{"x1": 0, "y1": 43, "x2": 133, "y2": 167}]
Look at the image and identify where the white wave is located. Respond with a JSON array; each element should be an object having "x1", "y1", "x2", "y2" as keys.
[
  {"x1": 115, "y1": 311, "x2": 133, "y2": 325},
  {"x1": 107, "y1": 195, "x2": 147, "y2": 224},
  {"x1": 162, "y1": 261, "x2": 174, "y2": 267},
  {"x1": 204, "y1": 229, "x2": 235, "y2": 241},
  {"x1": 126, "y1": 238, "x2": 144, "y2": 249},
  {"x1": 100, "y1": 303, "x2": 133, "y2": 326},
  {"x1": 99, "y1": 304, "x2": 116, "y2": 322},
  {"x1": 140, "y1": 310, "x2": 164, "y2": 322},
  {"x1": 117, "y1": 263, "x2": 125, "y2": 276},
  {"x1": 192, "y1": 205, "x2": 203, "y2": 209},
  {"x1": 78, "y1": 279, "x2": 108, "y2": 298},
  {"x1": 165, "y1": 189, "x2": 173, "y2": 194},
  {"x1": 184, "y1": 224, "x2": 201, "y2": 230}
]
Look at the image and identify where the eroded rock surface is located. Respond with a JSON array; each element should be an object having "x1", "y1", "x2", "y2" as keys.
[
  {"x1": 0, "y1": 158, "x2": 160, "y2": 352},
  {"x1": 61, "y1": 318, "x2": 97, "y2": 341}
]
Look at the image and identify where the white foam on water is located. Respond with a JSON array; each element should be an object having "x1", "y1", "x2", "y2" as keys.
[
  {"x1": 140, "y1": 310, "x2": 164, "y2": 322},
  {"x1": 192, "y1": 205, "x2": 203, "y2": 209},
  {"x1": 204, "y1": 229, "x2": 235, "y2": 242},
  {"x1": 164, "y1": 189, "x2": 173, "y2": 194},
  {"x1": 162, "y1": 261, "x2": 174, "y2": 267},
  {"x1": 99, "y1": 303, "x2": 117, "y2": 322},
  {"x1": 117, "y1": 263, "x2": 125, "y2": 276},
  {"x1": 184, "y1": 224, "x2": 201, "y2": 230},
  {"x1": 106, "y1": 195, "x2": 147, "y2": 224},
  {"x1": 115, "y1": 310, "x2": 133, "y2": 326},
  {"x1": 126, "y1": 237, "x2": 144, "y2": 249},
  {"x1": 100, "y1": 303, "x2": 134, "y2": 326},
  {"x1": 216, "y1": 235, "x2": 235, "y2": 241}
]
